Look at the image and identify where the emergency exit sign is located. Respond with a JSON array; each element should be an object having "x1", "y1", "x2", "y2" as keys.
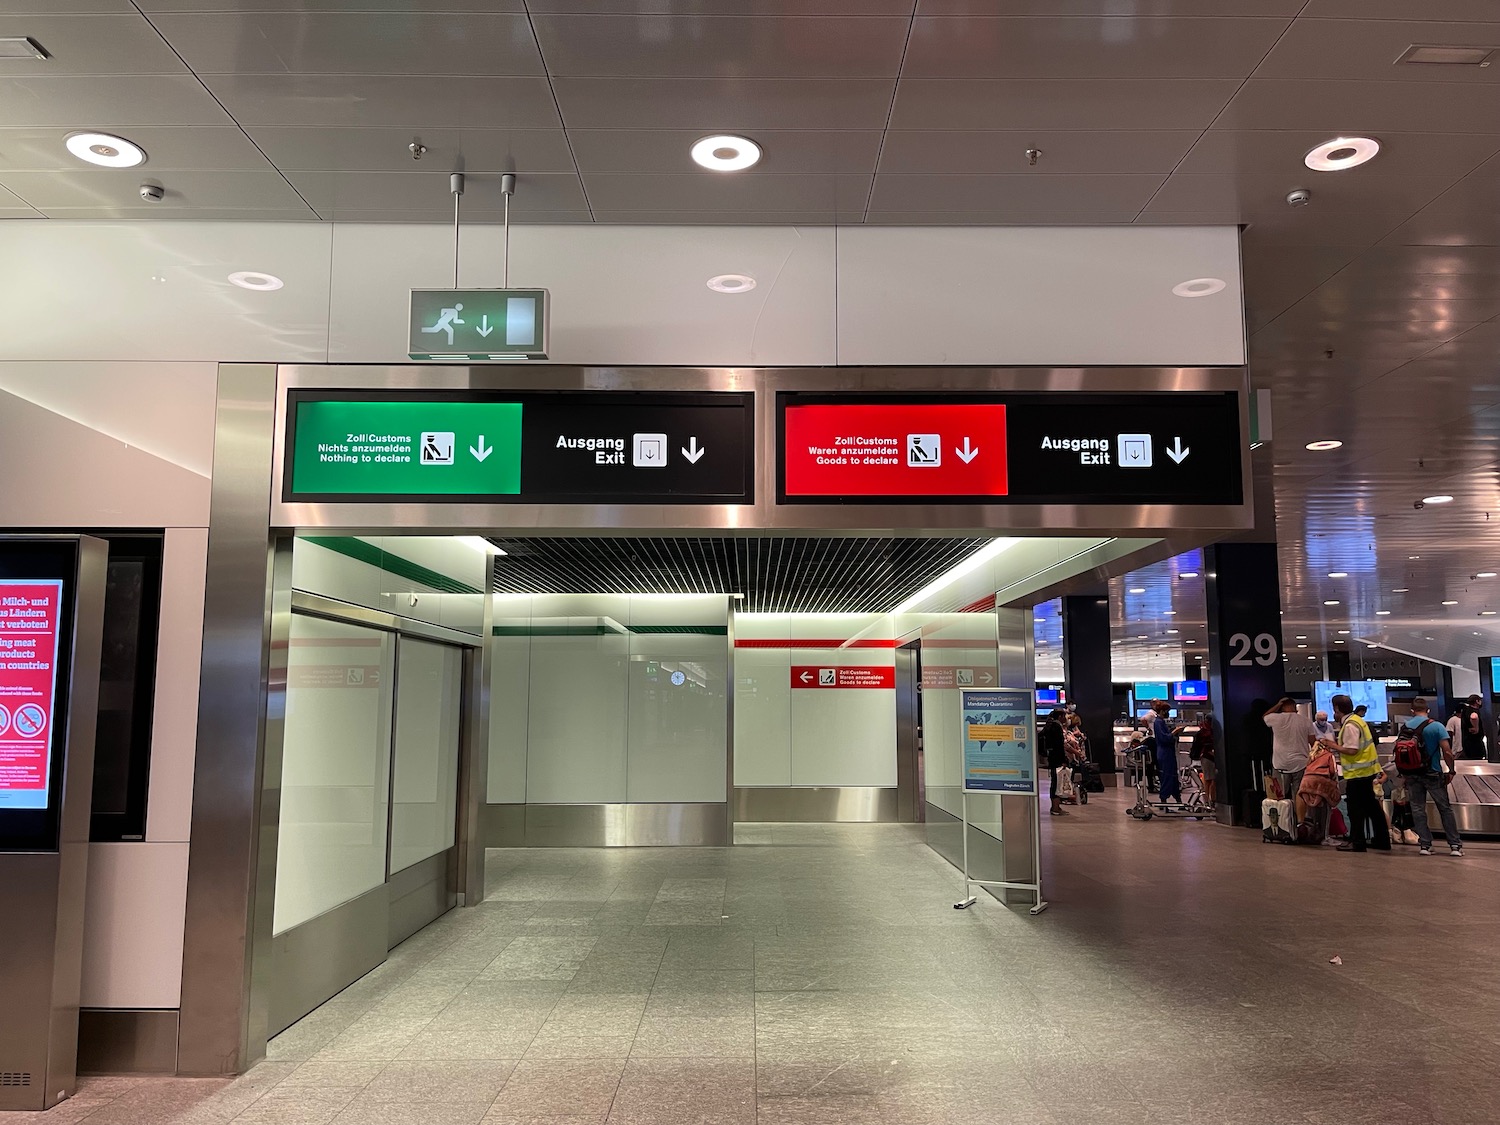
[{"x1": 408, "y1": 288, "x2": 549, "y2": 360}]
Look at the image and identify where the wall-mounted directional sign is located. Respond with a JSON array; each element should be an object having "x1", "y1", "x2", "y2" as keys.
[
  {"x1": 408, "y1": 288, "x2": 549, "y2": 360},
  {"x1": 778, "y1": 392, "x2": 1242, "y2": 506},
  {"x1": 285, "y1": 391, "x2": 753, "y2": 504}
]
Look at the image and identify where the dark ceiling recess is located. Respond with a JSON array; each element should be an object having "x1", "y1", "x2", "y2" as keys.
[{"x1": 487, "y1": 536, "x2": 990, "y2": 614}]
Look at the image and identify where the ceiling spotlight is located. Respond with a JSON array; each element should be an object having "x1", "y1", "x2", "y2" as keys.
[
  {"x1": 1305, "y1": 439, "x2": 1343, "y2": 451},
  {"x1": 691, "y1": 134, "x2": 761, "y2": 172},
  {"x1": 1128, "y1": 588, "x2": 1145, "y2": 594},
  {"x1": 1167, "y1": 629, "x2": 1179, "y2": 634},
  {"x1": 65, "y1": 131, "x2": 146, "y2": 168},
  {"x1": 1327, "y1": 571, "x2": 1348, "y2": 578},
  {"x1": 1376, "y1": 610, "x2": 1391, "y2": 616},
  {"x1": 1297, "y1": 644, "x2": 1307, "y2": 649},
  {"x1": 228, "y1": 270, "x2": 283, "y2": 291},
  {"x1": 1179, "y1": 571, "x2": 1200, "y2": 579},
  {"x1": 1304, "y1": 136, "x2": 1381, "y2": 172},
  {"x1": 1337, "y1": 629, "x2": 1349, "y2": 635},
  {"x1": 1164, "y1": 610, "x2": 1176, "y2": 615},
  {"x1": 1393, "y1": 587, "x2": 1409, "y2": 593},
  {"x1": 1483, "y1": 611, "x2": 1497, "y2": 616},
  {"x1": 1184, "y1": 640, "x2": 1195, "y2": 645},
  {"x1": 1324, "y1": 600, "x2": 1340, "y2": 606},
  {"x1": 1172, "y1": 277, "x2": 1226, "y2": 298},
  {"x1": 1295, "y1": 635, "x2": 1307, "y2": 639},
  {"x1": 706, "y1": 274, "x2": 756, "y2": 294},
  {"x1": 1442, "y1": 600, "x2": 1459, "y2": 606},
  {"x1": 1138, "y1": 635, "x2": 1148, "y2": 640},
  {"x1": 1335, "y1": 639, "x2": 1345, "y2": 643},
  {"x1": 1422, "y1": 495, "x2": 1454, "y2": 504},
  {"x1": 1478, "y1": 572, "x2": 1497, "y2": 579}
]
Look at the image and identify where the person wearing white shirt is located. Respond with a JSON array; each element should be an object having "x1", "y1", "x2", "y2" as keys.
[{"x1": 1263, "y1": 696, "x2": 1315, "y2": 801}]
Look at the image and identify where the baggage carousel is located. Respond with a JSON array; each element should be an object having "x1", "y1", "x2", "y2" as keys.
[{"x1": 1443, "y1": 761, "x2": 1500, "y2": 835}]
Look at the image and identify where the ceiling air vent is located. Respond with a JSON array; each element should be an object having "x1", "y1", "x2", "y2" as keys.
[
  {"x1": 1396, "y1": 44, "x2": 1495, "y2": 67},
  {"x1": 0, "y1": 37, "x2": 48, "y2": 60}
]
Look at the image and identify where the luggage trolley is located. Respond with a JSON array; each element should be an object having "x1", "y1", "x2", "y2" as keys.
[{"x1": 1124, "y1": 741, "x2": 1213, "y2": 821}]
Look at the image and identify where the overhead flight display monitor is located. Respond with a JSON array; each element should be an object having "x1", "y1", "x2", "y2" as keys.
[
  {"x1": 285, "y1": 390, "x2": 755, "y2": 505},
  {"x1": 778, "y1": 392, "x2": 1242, "y2": 505}
]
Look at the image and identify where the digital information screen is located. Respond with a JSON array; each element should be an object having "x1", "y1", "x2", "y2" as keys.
[
  {"x1": 778, "y1": 392, "x2": 1243, "y2": 505},
  {"x1": 1134, "y1": 681, "x2": 1170, "y2": 704},
  {"x1": 1172, "y1": 679, "x2": 1209, "y2": 702},
  {"x1": 285, "y1": 390, "x2": 755, "y2": 505},
  {"x1": 0, "y1": 540, "x2": 78, "y2": 853},
  {"x1": 0, "y1": 580, "x2": 64, "y2": 812},
  {"x1": 1315, "y1": 680, "x2": 1390, "y2": 723}
]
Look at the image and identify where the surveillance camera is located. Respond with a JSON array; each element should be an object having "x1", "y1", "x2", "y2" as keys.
[
  {"x1": 139, "y1": 183, "x2": 165, "y2": 202},
  {"x1": 1414, "y1": 499, "x2": 1425, "y2": 510},
  {"x1": 1286, "y1": 188, "x2": 1311, "y2": 207}
]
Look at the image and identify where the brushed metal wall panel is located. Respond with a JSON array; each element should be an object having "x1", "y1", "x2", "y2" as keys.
[
  {"x1": 518, "y1": 804, "x2": 730, "y2": 847},
  {"x1": 77, "y1": 1010, "x2": 179, "y2": 1077},
  {"x1": 269, "y1": 885, "x2": 388, "y2": 1039},
  {"x1": 387, "y1": 849, "x2": 455, "y2": 949},
  {"x1": 731, "y1": 787, "x2": 899, "y2": 823},
  {"x1": 483, "y1": 804, "x2": 527, "y2": 848}
]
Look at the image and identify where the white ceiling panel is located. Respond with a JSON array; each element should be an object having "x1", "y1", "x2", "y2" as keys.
[
  {"x1": 199, "y1": 75, "x2": 562, "y2": 129},
  {"x1": 1217, "y1": 79, "x2": 1500, "y2": 133},
  {"x1": 581, "y1": 172, "x2": 869, "y2": 214},
  {"x1": 0, "y1": 124, "x2": 273, "y2": 172},
  {"x1": 878, "y1": 130, "x2": 1200, "y2": 175},
  {"x1": 245, "y1": 126, "x2": 577, "y2": 175},
  {"x1": 550, "y1": 77, "x2": 895, "y2": 130},
  {"x1": 285, "y1": 169, "x2": 587, "y2": 214},
  {"x1": 902, "y1": 15, "x2": 1293, "y2": 79},
  {"x1": 530, "y1": 15, "x2": 910, "y2": 78},
  {"x1": 0, "y1": 75, "x2": 231, "y2": 126},
  {"x1": 869, "y1": 172, "x2": 1166, "y2": 213},
  {"x1": 889, "y1": 79, "x2": 1242, "y2": 131},
  {"x1": 0, "y1": 14, "x2": 188, "y2": 75},
  {"x1": 146, "y1": 11, "x2": 544, "y2": 76},
  {"x1": 1256, "y1": 19, "x2": 1500, "y2": 83},
  {"x1": 0, "y1": 167, "x2": 310, "y2": 211}
]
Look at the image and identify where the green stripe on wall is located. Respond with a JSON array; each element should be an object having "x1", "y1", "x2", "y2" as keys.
[{"x1": 301, "y1": 536, "x2": 485, "y2": 596}]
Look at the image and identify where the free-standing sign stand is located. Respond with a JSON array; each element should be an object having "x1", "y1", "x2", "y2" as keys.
[{"x1": 952, "y1": 689, "x2": 1048, "y2": 915}]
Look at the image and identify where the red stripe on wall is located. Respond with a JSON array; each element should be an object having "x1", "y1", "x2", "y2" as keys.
[
  {"x1": 957, "y1": 594, "x2": 997, "y2": 613},
  {"x1": 734, "y1": 638, "x2": 899, "y2": 649}
]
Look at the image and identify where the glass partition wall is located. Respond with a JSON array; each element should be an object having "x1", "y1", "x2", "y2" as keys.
[{"x1": 270, "y1": 608, "x2": 470, "y2": 1033}]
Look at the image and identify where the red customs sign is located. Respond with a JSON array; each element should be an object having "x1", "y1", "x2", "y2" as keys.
[
  {"x1": 0, "y1": 580, "x2": 64, "y2": 811},
  {"x1": 791, "y1": 666, "x2": 896, "y2": 689},
  {"x1": 782, "y1": 402, "x2": 1009, "y2": 498}
]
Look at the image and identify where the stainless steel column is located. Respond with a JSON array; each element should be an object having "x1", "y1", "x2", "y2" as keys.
[
  {"x1": 177, "y1": 364, "x2": 281, "y2": 1076},
  {"x1": 454, "y1": 566, "x2": 494, "y2": 906}
]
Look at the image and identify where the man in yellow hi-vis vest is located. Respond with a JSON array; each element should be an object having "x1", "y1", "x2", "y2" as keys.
[{"x1": 1330, "y1": 692, "x2": 1390, "y2": 852}]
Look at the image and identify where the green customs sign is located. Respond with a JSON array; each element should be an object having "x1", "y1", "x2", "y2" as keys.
[
  {"x1": 290, "y1": 399, "x2": 523, "y2": 496},
  {"x1": 408, "y1": 288, "x2": 549, "y2": 360}
]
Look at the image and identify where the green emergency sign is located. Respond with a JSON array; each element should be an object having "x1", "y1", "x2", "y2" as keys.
[
  {"x1": 289, "y1": 399, "x2": 523, "y2": 496},
  {"x1": 408, "y1": 288, "x2": 549, "y2": 360}
]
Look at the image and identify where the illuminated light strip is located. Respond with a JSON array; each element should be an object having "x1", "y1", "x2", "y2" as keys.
[{"x1": 890, "y1": 538, "x2": 1020, "y2": 615}]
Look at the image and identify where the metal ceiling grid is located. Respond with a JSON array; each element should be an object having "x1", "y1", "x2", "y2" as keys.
[{"x1": 486, "y1": 535, "x2": 990, "y2": 614}]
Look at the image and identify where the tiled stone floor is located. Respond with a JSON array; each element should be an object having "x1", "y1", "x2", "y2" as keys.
[{"x1": 25, "y1": 792, "x2": 1500, "y2": 1124}]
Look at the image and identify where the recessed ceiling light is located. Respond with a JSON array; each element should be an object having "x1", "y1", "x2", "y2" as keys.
[
  {"x1": 1393, "y1": 587, "x2": 1409, "y2": 593},
  {"x1": 1128, "y1": 588, "x2": 1145, "y2": 594},
  {"x1": 1163, "y1": 610, "x2": 1176, "y2": 615},
  {"x1": 1179, "y1": 571, "x2": 1200, "y2": 579},
  {"x1": 1167, "y1": 629, "x2": 1179, "y2": 634},
  {"x1": 1442, "y1": 600, "x2": 1459, "y2": 606},
  {"x1": 690, "y1": 134, "x2": 761, "y2": 172},
  {"x1": 228, "y1": 270, "x2": 283, "y2": 291},
  {"x1": 706, "y1": 274, "x2": 756, "y2": 294},
  {"x1": 1376, "y1": 610, "x2": 1391, "y2": 616},
  {"x1": 65, "y1": 131, "x2": 146, "y2": 168},
  {"x1": 1337, "y1": 629, "x2": 1349, "y2": 634},
  {"x1": 0, "y1": 37, "x2": 48, "y2": 60},
  {"x1": 1297, "y1": 644, "x2": 1307, "y2": 648},
  {"x1": 1305, "y1": 439, "x2": 1343, "y2": 451},
  {"x1": 1335, "y1": 639, "x2": 1345, "y2": 643},
  {"x1": 1138, "y1": 635, "x2": 1148, "y2": 640},
  {"x1": 1327, "y1": 571, "x2": 1348, "y2": 578},
  {"x1": 1295, "y1": 635, "x2": 1307, "y2": 639},
  {"x1": 1367, "y1": 644, "x2": 1379, "y2": 649},
  {"x1": 1304, "y1": 136, "x2": 1380, "y2": 172},
  {"x1": 1483, "y1": 610, "x2": 1497, "y2": 616},
  {"x1": 1422, "y1": 495, "x2": 1454, "y2": 505},
  {"x1": 1323, "y1": 600, "x2": 1340, "y2": 606},
  {"x1": 1479, "y1": 572, "x2": 1497, "y2": 579},
  {"x1": 1172, "y1": 277, "x2": 1226, "y2": 298},
  {"x1": 1184, "y1": 640, "x2": 1195, "y2": 645}
]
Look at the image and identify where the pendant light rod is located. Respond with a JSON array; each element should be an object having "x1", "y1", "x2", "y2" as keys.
[
  {"x1": 450, "y1": 172, "x2": 465, "y2": 288},
  {"x1": 501, "y1": 173, "x2": 516, "y2": 288}
]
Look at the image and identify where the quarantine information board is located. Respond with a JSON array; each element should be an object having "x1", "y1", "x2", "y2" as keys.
[
  {"x1": 0, "y1": 580, "x2": 64, "y2": 811},
  {"x1": 961, "y1": 689, "x2": 1037, "y2": 794}
]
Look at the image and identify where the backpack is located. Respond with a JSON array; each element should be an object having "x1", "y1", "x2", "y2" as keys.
[{"x1": 1393, "y1": 718, "x2": 1433, "y2": 775}]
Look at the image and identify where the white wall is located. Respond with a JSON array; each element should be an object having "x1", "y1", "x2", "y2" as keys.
[
  {"x1": 0, "y1": 222, "x2": 1244, "y2": 367},
  {"x1": 488, "y1": 593, "x2": 729, "y2": 805},
  {"x1": 0, "y1": 362, "x2": 215, "y2": 1010},
  {"x1": 733, "y1": 613, "x2": 897, "y2": 789},
  {"x1": 291, "y1": 535, "x2": 490, "y2": 634}
]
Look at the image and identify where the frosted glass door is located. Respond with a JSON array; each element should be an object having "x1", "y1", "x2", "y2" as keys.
[
  {"x1": 274, "y1": 615, "x2": 395, "y2": 935},
  {"x1": 389, "y1": 638, "x2": 464, "y2": 874}
]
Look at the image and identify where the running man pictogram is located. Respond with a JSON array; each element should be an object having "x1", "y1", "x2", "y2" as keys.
[{"x1": 419, "y1": 303, "x2": 465, "y2": 347}]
